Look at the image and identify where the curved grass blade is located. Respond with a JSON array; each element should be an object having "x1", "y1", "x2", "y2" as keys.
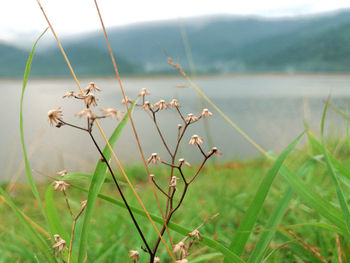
[
  {"x1": 190, "y1": 252, "x2": 222, "y2": 262},
  {"x1": 279, "y1": 166, "x2": 347, "y2": 233},
  {"x1": 71, "y1": 184, "x2": 244, "y2": 263},
  {"x1": 77, "y1": 98, "x2": 138, "y2": 262},
  {"x1": 321, "y1": 97, "x2": 350, "y2": 233},
  {"x1": 248, "y1": 187, "x2": 293, "y2": 263},
  {"x1": 20, "y1": 28, "x2": 49, "y2": 221},
  {"x1": 225, "y1": 133, "x2": 303, "y2": 260},
  {"x1": 61, "y1": 172, "x2": 114, "y2": 184},
  {"x1": 0, "y1": 186, "x2": 55, "y2": 262}
]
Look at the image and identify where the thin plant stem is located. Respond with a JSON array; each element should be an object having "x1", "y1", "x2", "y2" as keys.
[{"x1": 62, "y1": 190, "x2": 74, "y2": 220}]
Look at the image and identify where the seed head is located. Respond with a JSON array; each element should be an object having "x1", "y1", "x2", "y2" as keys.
[
  {"x1": 52, "y1": 234, "x2": 67, "y2": 253},
  {"x1": 189, "y1": 134, "x2": 204, "y2": 146},
  {"x1": 84, "y1": 82, "x2": 101, "y2": 93},
  {"x1": 143, "y1": 101, "x2": 153, "y2": 110},
  {"x1": 100, "y1": 108, "x2": 124, "y2": 120},
  {"x1": 154, "y1": 257, "x2": 160, "y2": 263},
  {"x1": 185, "y1": 113, "x2": 198, "y2": 123},
  {"x1": 57, "y1": 170, "x2": 68, "y2": 177},
  {"x1": 189, "y1": 229, "x2": 202, "y2": 241},
  {"x1": 62, "y1": 90, "x2": 77, "y2": 98},
  {"x1": 53, "y1": 180, "x2": 70, "y2": 192},
  {"x1": 169, "y1": 99, "x2": 181, "y2": 108},
  {"x1": 81, "y1": 200, "x2": 87, "y2": 210},
  {"x1": 48, "y1": 107, "x2": 63, "y2": 126},
  {"x1": 84, "y1": 93, "x2": 98, "y2": 107},
  {"x1": 128, "y1": 250, "x2": 140, "y2": 262},
  {"x1": 76, "y1": 108, "x2": 97, "y2": 120},
  {"x1": 155, "y1": 100, "x2": 167, "y2": 110},
  {"x1": 169, "y1": 176, "x2": 179, "y2": 188},
  {"x1": 147, "y1": 153, "x2": 162, "y2": 165},
  {"x1": 200, "y1": 108, "x2": 213, "y2": 118},
  {"x1": 210, "y1": 147, "x2": 223, "y2": 158},
  {"x1": 178, "y1": 158, "x2": 191, "y2": 167},
  {"x1": 138, "y1": 88, "x2": 150, "y2": 96},
  {"x1": 173, "y1": 241, "x2": 185, "y2": 254},
  {"x1": 121, "y1": 96, "x2": 133, "y2": 104}
]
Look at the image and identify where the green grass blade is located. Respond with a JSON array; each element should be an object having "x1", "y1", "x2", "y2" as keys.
[
  {"x1": 0, "y1": 186, "x2": 55, "y2": 262},
  {"x1": 248, "y1": 187, "x2": 293, "y2": 263},
  {"x1": 226, "y1": 133, "x2": 303, "y2": 259},
  {"x1": 71, "y1": 184, "x2": 244, "y2": 263},
  {"x1": 19, "y1": 28, "x2": 49, "y2": 221},
  {"x1": 77, "y1": 98, "x2": 138, "y2": 263},
  {"x1": 190, "y1": 253, "x2": 222, "y2": 262},
  {"x1": 45, "y1": 183, "x2": 69, "y2": 241},
  {"x1": 321, "y1": 97, "x2": 350, "y2": 233},
  {"x1": 279, "y1": 166, "x2": 347, "y2": 233}
]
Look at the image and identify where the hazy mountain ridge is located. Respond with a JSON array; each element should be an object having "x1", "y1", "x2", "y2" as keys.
[{"x1": 2, "y1": 9, "x2": 350, "y2": 77}]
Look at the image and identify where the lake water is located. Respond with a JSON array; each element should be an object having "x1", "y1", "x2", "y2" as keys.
[{"x1": 1, "y1": 74, "x2": 350, "y2": 180}]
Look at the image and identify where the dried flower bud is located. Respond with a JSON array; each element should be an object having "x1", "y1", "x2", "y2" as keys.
[
  {"x1": 185, "y1": 113, "x2": 199, "y2": 123},
  {"x1": 121, "y1": 96, "x2": 133, "y2": 104},
  {"x1": 210, "y1": 147, "x2": 223, "y2": 158},
  {"x1": 173, "y1": 241, "x2": 185, "y2": 254},
  {"x1": 154, "y1": 100, "x2": 167, "y2": 110},
  {"x1": 143, "y1": 101, "x2": 153, "y2": 110},
  {"x1": 150, "y1": 174, "x2": 155, "y2": 178},
  {"x1": 62, "y1": 90, "x2": 76, "y2": 98},
  {"x1": 176, "y1": 259, "x2": 188, "y2": 263},
  {"x1": 138, "y1": 88, "x2": 150, "y2": 96},
  {"x1": 76, "y1": 108, "x2": 97, "y2": 120},
  {"x1": 53, "y1": 180, "x2": 70, "y2": 192},
  {"x1": 129, "y1": 250, "x2": 140, "y2": 262},
  {"x1": 169, "y1": 99, "x2": 181, "y2": 108},
  {"x1": 154, "y1": 257, "x2": 160, "y2": 263},
  {"x1": 178, "y1": 124, "x2": 182, "y2": 129},
  {"x1": 84, "y1": 82, "x2": 101, "y2": 93},
  {"x1": 169, "y1": 176, "x2": 179, "y2": 188},
  {"x1": 178, "y1": 158, "x2": 191, "y2": 167},
  {"x1": 100, "y1": 108, "x2": 124, "y2": 120},
  {"x1": 189, "y1": 229, "x2": 202, "y2": 241},
  {"x1": 57, "y1": 170, "x2": 68, "y2": 177},
  {"x1": 52, "y1": 234, "x2": 67, "y2": 253},
  {"x1": 48, "y1": 107, "x2": 63, "y2": 126},
  {"x1": 200, "y1": 108, "x2": 213, "y2": 118},
  {"x1": 84, "y1": 93, "x2": 98, "y2": 107},
  {"x1": 147, "y1": 153, "x2": 162, "y2": 165},
  {"x1": 81, "y1": 200, "x2": 87, "y2": 210},
  {"x1": 189, "y1": 135, "x2": 204, "y2": 146}
]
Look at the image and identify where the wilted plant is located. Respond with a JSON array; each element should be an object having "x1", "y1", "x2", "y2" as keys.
[{"x1": 47, "y1": 80, "x2": 221, "y2": 262}]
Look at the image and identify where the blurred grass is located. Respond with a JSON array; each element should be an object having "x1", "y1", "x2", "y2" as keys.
[{"x1": 1, "y1": 135, "x2": 350, "y2": 262}]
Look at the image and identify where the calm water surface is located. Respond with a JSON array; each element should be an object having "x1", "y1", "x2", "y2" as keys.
[{"x1": 1, "y1": 74, "x2": 350, "y2": 180}]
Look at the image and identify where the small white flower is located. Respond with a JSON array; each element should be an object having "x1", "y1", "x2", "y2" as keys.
[
  {"x1": 121, "y1": 96, "x2": 133, "y2": 104},
  {"x1": 57, "y1": 170, "x2": 68, "y2": 177},
  {"x1": 84, "y1": 82, "x2": 101, "y2": 93},
  {"x1": 81, "y1": 200, "x2": 87, "y2": 210},
  {"x1": 143, "y1": 101, "x2": 153, "y2": 110},
  {"x1": 53, "y1": 181, "x2": 70, "y2": 192},
  {"x1": 84, "y1": 93, "x2": 98, "y2": 107},
  {"x1": 154, "y1": 257, "x2": 160, "y2": 263},
  {"x1": 185, "y1": 113, "x2": 198, "y2": 123},
  {"x1": 189, "y1": 135, "x2": 204, "y2": 146},
  {"x1": 200, "y1": 108, "x2": 213, "y2": 118},
  {"x1": 100, "y1": 108, "x2": 124, "y2": 120},
  {"x1": 176, "y1": 259, "x2": 188, "y2": 263},
  {"x1": 173, "y1": 241, "x2": 185, "y2": 254},
  {"x1": 76, "y1": 108, "x2": 97, "y2": 120},
  {"x1": 169, "y1": 176, "x2": 179, "y2": 188},
  {"x1": 189, "y1": 229, "x2": 202, "y2": 241},
  {"x1": 138, "y1": 88, "x2": 150, "y2": 96},
  {"x1": 62, "y1": 90, "x2": 76, "y2": 98},
  {"x1": 210, "y1": 147, "x2": 223, "y2": 158},
  {"x1": 147, "y1": 153, "x2": 162, "y2": 165},
  {"x1": 178, "y1": 158, "x2": 191, "y2": 167},
  {"x1": 154, "y1": 100, "x2": 167, "y2": 110},
  {"x1": 48, "y1": 107, "x2": 63, "y2": 126},
  {"x1": 129, "y1": 250, "x2": 140, "y2": 262},
  {"x1": 168, "y1": 99, "x2": 181, "y2": 108},
  {"x1": 52, "y1": 234, "x2": 67, "y2": 253}
]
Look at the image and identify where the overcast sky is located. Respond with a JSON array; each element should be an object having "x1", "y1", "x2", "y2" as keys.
[{"x1": 2, "y1": 0, "x2": 350, "y2": 42}]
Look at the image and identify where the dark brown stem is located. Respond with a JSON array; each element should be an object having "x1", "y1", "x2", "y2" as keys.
[
  {"x1": 62, "y1": 190, "x2": 74, "y2": 220},
  {"x1": 152, "y1": 112, "x2": 173, "y2": 157},
  {"x1": 152, "y1": 177, "x2": 171, "y2": 198},
  {"x1": 58, "y1": 119, "x2": 88, "y2": 132}
]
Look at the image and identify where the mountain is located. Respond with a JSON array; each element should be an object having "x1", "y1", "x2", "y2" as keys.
[{"x1": 3, "y1": 9, "x2": 350, "y2": 77}]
